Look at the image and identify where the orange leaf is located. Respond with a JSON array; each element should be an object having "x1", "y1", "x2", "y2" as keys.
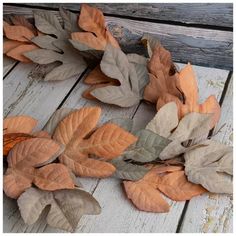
[
  {"x1": 71, "y1": 4, "x2": 119, "y2": 50},
  {"x1": 53, "y1": 107, "x2": 137, "y2": 177},
  {"x1": 3, "y1": 133, "x2": 34, "y2": 156},
  {"x1": 144, "y1": 44, "x2": 182, "y2": 103},
  {"x1": 3, "y1": 115, "x2": 37, "y2": 134},
  {"x1": 34, "y1": 163, "x2": 75, "y2": 191},
  {"x1": 6, "y1": 44, "x2": 39, "y2": 63},
  {"x1": 158, "y1": 170, "x2": 207, "y2": 201},
  {"x1": 33, "y1": 130, "x2": 51, "y2": 139},
  {"x1": 3, "y1": 40, "x2": 22, "y2": 54}
]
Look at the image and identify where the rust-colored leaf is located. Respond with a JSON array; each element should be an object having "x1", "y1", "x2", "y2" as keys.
[
  {"x1": 3, "y1": 40, "x2": 22, "y2": 54},
  {"x1": 34, "y1": 163, "x2": 75, "y2": 191},
  {"x1": 158, "y1": 170, "x2": 207, "y2": 201},
  {"x1": 3, "y1": 133, "x2": 34, "y2": 156},
  {"x1": 33, "y1": 130, "x2": 51, "y2": 139},
  {"x1": 3, "y1": 115, "x2": 38, "y2": 134},
  {"x1": 53, "y1": 107, "x2": 137, "y2": 178},
  {"x1": 144, "y1": 44, "x2": 182, "y2": 103},
  {"x1": 71, "y1": 4, "x2": 119, "y2": 50}
]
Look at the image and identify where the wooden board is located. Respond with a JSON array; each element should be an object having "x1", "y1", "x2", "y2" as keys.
[
  {"x1": 7, "y1": 3, "x2": 233, "y2": 28},
  {"x1": 3, "y1": 61, "x2": 231, "y2": 233},
  {"x1": 3, "y1": 5, "x2": 233, "y2": 70},
  {"x1": 3, "y1": 56, "x2": 17, "y2": 78},
  {"x1": 179, "y1": 76, "x2": 233, "y2": 233}
]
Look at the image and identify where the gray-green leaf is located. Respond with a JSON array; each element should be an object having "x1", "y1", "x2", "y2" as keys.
[
  {"x1": 124, "y1": 129, "x2": 171, "y2": 162},
  {"x1": 18, "y1": 187, "x2": 101, "y2": 232},
  {"x1": 31, "y1": 35, "x2": 61, "y2": 52},
  {"x1": 111, "y1": 158, "x2": 149, "y2": 181}
]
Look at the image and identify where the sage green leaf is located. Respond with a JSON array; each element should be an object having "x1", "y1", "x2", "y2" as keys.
[
  {"x1": 146, "y1": 102, "x2": 178, "y2": 138},
  {"x1": 24, "y1": 40, "x2": 87, "y2": 81},
  {"x1": 184, "y1": 140, "x2": 233, "y2": 194},
  {"x1": 111, "y1": 158, "x2": 149, "y2": 181},
  {"x1": 33, "y1": 10, "x2": 67, "y2": 39},
  {"x1": 125, "y1": 129, "x2": 171, "y2": 162},
  {"x1": 18, "y1": 187, "x2": 101, "y2": 232},
  {"x1": 44, "y1": 108, "x2": 75, "y2": 135},
  {"x1": 59, "y1": 7, "x2": 81, "y2": 33},
  {"x1": 107, "y1": 118, "x2": 134, "y2": 133},
  {"x1": 31, "y1": 35, "x2": 61, "y2": 52}
]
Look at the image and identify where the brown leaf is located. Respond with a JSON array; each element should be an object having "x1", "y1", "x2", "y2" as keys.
[
  {"x1": 33, "y1": 130, "x2": 51, "y2": 138},
  {"x1": 3, "y1": 133, "x2": 34, "y2": 156},
  {"x1": 34, "y1": 163, "x2": 75, "y2": 191},
  {"x1": 144, "y1": 44, "x2": 182, "y2": 103},
  {"x1": 158, "y1": 170, "x2": 207, "y2": 201},
  {"x1": 3, "y1": 40, "x2": 22, "y2": 54},
  {"x1": 3, "y1": 115, "x2": 38, "y2": 134},
  {"x1": 71, "y1": 4, "x2": 119, "y2": 50},
  {"x1": 53, "y1": 107, "x2": 137, "y2": 177}
]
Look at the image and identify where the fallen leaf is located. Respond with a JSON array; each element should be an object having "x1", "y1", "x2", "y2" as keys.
[
  {"x1": 184, "y1": 139, "x2": 233, "y2": 194},
  {"x1": 33, "y1": 130, "x2": 51, "y2": 138},
  {"x1": 3, "y1": 115, "x2": 38, "y2": 134},
  {"x1": 70, "y1": 4, "x2": 119, "y2": 51},
  {"x1": 53, "y1": 107, "x2": 137, "y2": 177},
  {"x1": 3, "y1": 39, "x2": 22, "y2": 54},
  {"x1": 158, "y1": 170, "x2": 207, "y2": 201},
  {"x1": 141, "y1": 33, "x2": 160, "y2": 57},
  {"x1": 18, "y1": 187, "x2": 101, "y2": 232}
]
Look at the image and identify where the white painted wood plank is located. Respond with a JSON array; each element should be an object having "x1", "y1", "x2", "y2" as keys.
[
  {"x1": 180, "y1": 76, "x2": 233, "y2": 233},
  {"x1": 3, "y1": 56, "x2": 17, "y2": 77}
]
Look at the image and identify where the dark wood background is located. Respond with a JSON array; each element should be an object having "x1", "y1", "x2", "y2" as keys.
[{"x1": 3, "y1": 3, "x2": 233, "y2": 70}]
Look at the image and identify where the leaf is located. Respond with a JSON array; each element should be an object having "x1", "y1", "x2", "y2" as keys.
[
  {"x1": 141, "y1": 33, "x2": 160, "y2": 57},
  {"x1": 3, "y1": 133, "x2": 34, "y2": 156},
  {"x1": 88, "y1": 45, "x2": 148, "y2": 107},
  {"x1": 111, "y1": 158, "x2": 149, "y2": 181},
  {"x1": 24, "y1": 40, "x2": 87, "y2": 81},
  {"x1": 146, "y1": 102, "x2": 179, "y2": 138},
  {"x1": 184, "y1": 140, "x2": 233, "y2": 194},
  {"x1": 31, "y1": 35, "x2": 61, "y2": 52},
  {"x1": 3, "y1": 39, "x2": 22, "y2": 54},
  {"x1": 34, "y1": 163, "x2": 75, "y2": 190},
  {"x1": 3, "y1": 115, "x2": 37, "y2": 134},
  {"x1": 124, "y1": 129, "x2": 171, "y2": 162},
  {"x1": 18, "y1": 187, "x2": 101, "y2": 232},
  {"x1": 6, "y1": 44, "x2": 39, "y2": 63},
  {"x1": 157, "y1": 64, "x2": 221, "y2": 128},
  {"x1": 44, "y1": 108, "x2": 75, "y2": 135},
  {"x1": 70, "y1": 4, "x2": 119, "y2": 51},
  {"x1": 33, "y1": 130, "x2": 51, "y2": 138},
  {"x1": 53, "y1": 107, "x2": 137, "y2": 177},
  {"x1": 143, "y1": 43, "x2": 182, "y2": 103},
  {"x1": 158, "y1": 170, "x2": 207, "y2": 201}
]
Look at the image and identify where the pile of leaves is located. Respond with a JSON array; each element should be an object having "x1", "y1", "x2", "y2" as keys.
[{"x1": 3, "y1": 3, "x2": 233, "y2": 233}]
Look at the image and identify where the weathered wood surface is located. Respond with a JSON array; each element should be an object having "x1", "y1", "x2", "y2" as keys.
[
  {"x1": 3, "y1": 5, "x2": 233, "y2": 70},
  {"x1": 180, "y1": 76, "x2": 233, "y2": 233},
  {"x1": 8, "y1": 3, "x2": 233, "y2": 28},
  {"x1": 3, "y1": 56, "x2": 17, "y2": 77},
  {"x1": 3, "y1": 60, "x2": 232, "y2": 232}
]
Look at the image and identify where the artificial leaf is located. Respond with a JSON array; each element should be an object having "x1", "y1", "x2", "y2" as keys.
[
  {"x1": 124, "y1": 129, "x2": 171, "y2": 162},
  {"x1": 157, "y1": 64, "x2": 221, "y2": 128},
  {"x1": 146, "y1": 102, "x2": 178, "y2": 138},
  {"x1": 141, "y1": 33, "x2": 160, "y2": 57},
  {"x1": 158, "y1": 170, "x2": 207, "y2": 201},
  {"x1": 33, "y1": 130, "x2": 51, "y2": 138},
  {"x1": 53, "y1": 107, "x2": 137, "y2": 177},
  {"x1": 111, "y1": 158, "x2": 149, "y2": 181},
  {"x1": 3, "y1": 133, "x2": 34, "y2": 156},
  {"x1": 184, "y1": 139, "x2": 233, "y2": 194},
  {"x1": 3, "y1": 115, "x2": 37, "y2": 134},
  {"x1": 18, "y1": 187, "x2": 101, "y2": 232},
  {"x1": 3, "y1": 39, "x2": 22, "y2": 53},
  {"x1": 44, "y1": 108, "x2": 75, "y2": 135},
  {"x1": 24, "y1": 40, "x2": 87, "y2": 81},
  {"x1": 143, "y1": 43, "x2": 182, "y2": 103},
  {"x1": 31, "y1": 35, "x2": 62, "y2": 51},
  {"x1": 70, "y1": 4, "x2": 119, "y2": 51}
]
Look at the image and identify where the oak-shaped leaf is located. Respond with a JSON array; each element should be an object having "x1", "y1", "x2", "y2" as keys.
[
  {"x1": 70, "y1": 4, "x2": 119, "y2": 54},
  {"x1": 184, "y1": 139, "x2": 233, "y2": 194},
  {"x1": 85, "y1": 45, "x2": 148, "y2": 107},
  {"x1": 53, "y1": 107, "x2": 137, "y2": 178},
  {"x1": 3, "y1": 138, "x2": 69, "y2": 199},
  {"x1": 17, "y1": 187, "x2": 101, "y2": 232},
  {"x1": 124, "y1": 129, "x2": 171, "y2": 162}
]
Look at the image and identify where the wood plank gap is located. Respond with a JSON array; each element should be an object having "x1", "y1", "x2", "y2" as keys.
[
  {"x1": 176, "y1": 201, "x2": 190, "y2": 232},
  {"x1": 3, "y1": 61, "x2": 18, "y2": 80},
  {"x1": 3, "y1": 3, "x2": 232, "y2": 32}
]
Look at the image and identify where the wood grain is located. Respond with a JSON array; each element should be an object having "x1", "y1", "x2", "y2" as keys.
[
  {"x1": 8, "y1": 3, "x2": 233, "y2": 28},
  {"x1": 179, "y1": 75, "x2": 233, "y2": 233},
  {"x1": 3, "y1": 56, "x2": 17, "y2": 77},
  {"x1": 3, "y1": 5, "x2": 233, "y2": 70}
]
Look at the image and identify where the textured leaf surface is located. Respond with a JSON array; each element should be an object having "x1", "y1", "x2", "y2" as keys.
[
  {"x1": 3, "y1": 115, "x2": 37, "y2": 134},
  {"x1": 18, "y1": 187, "x2": 101, "y2": 232},
  {"x1": 184, "y1": 140, "x2": 233, "y2": 194}
]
